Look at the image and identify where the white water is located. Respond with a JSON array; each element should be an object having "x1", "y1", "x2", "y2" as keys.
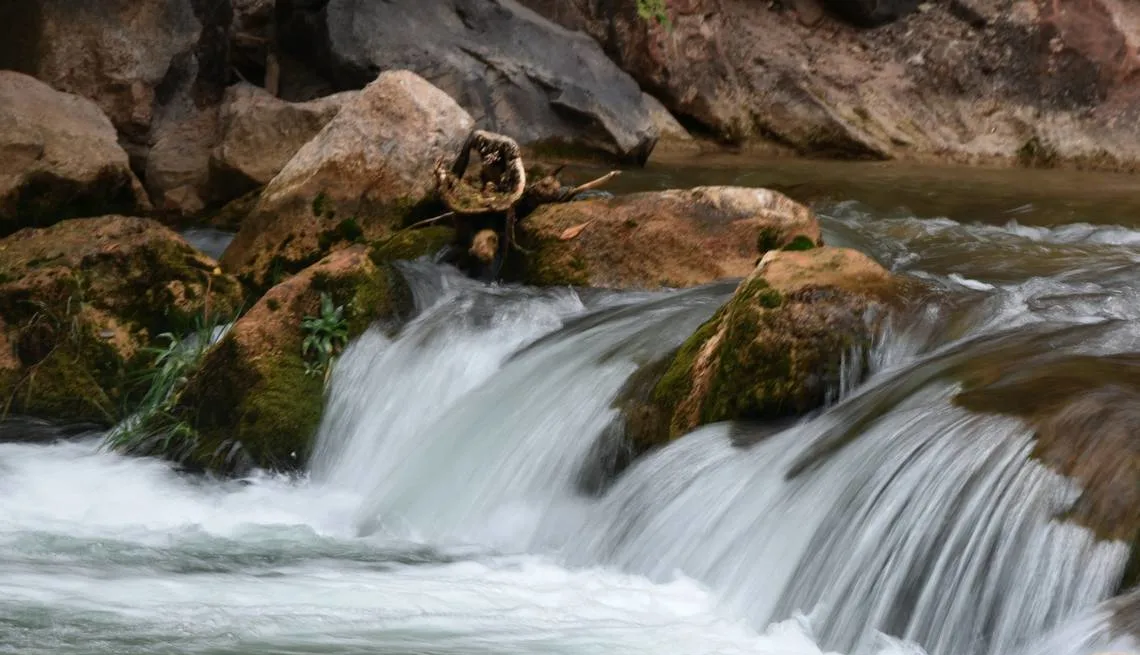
[{"x1": 3, "y1": 212, "x2": 1139, "y2": 654}]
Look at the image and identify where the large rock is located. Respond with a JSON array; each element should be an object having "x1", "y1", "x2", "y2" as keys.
[
  {"x1": 0, "y1": 72, "x2": 150, "y2": 235},
  {"x1": 210, "y1": 83, "x2": 357, "y2": 198},
  {"x1": 954, "y1": 354, "x2": 1140, "y2": 592},
  {"x1": 0, "y1": 216, "x2": 243, "y2": 423},
  {"x1": 513, "y1": 186, "x2": 822, "y2": 289},
  {"x1": 521, "y1": 0, "x2": 1140, "y2": 170},
  {"x1": 220, "y1": 71, "x2": 473, "y2": 291},
  {"x1": 174, "y1": 246, "x2": 405, "y2": 474},
  {"x1": 277, "y1": 0, "x2": 658, "y2": 162},
  {"x1": 623, "y1": 247, "x2": 897, "y2": 448}
]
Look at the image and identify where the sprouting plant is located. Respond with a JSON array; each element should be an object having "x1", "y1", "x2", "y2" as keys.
[
  {"x1": 103, "y1": 312, "x2": 232, "y2": 460},
  {"x1": 301, "y1": 292, "x2": 348, "y2": 379},
  {"x1": 636, "y1": 0, "x2": 671, "y2": 28}
]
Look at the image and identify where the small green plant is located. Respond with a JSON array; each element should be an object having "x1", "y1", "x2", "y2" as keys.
[
  {"x1": 301, "y1": 292, "x2": 349, "y2": 379},
  {"x1": 103, "y1": 313, "x2": 231, "y2": 460},
  {"x1": 637, "y1": 0, "x2": 671, "y2": 28}
]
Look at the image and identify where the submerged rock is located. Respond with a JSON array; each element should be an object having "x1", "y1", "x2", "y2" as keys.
[
  {"x1": 220, "y1": 71, "x2": 473, "y2": 291},
  {"x1": 0, "y1": 72, "x2": 150, "y2": 235},
  {"x1": 624, "y1": 247, "x2": 897, "y2": 449},
  {"x1": 175, "y1": 246, "x2": 406, "y2": 474},
  {"x1": 276, "y1": 0, "x2": 658, "y2": 162},
  {"x1": 954, "y1": 354, "x2": 1140, "y2": 592},
  {"x1": 514, "y1": 186, "x2": 821, "y2": 289},
  {"x1": 210, "y1": 84, "x2": 357, "y2": 199},
  {"x1": 0, "y1": 216, "x2": 243, "y2": 423}
]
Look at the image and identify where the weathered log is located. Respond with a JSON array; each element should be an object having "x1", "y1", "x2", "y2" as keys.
[{"x1": 435, "y1": 130, "x2": 526, "y2": 214}]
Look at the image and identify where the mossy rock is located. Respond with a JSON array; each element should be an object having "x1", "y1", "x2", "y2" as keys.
[
  {"x1": 369, "y1": 226, "x2": 456, "y2": 264},
  {"x1": 626, "y1": 247, "x2": 898, "y2": 447},
  {"x1": 174, "y1": 245, "x2": 408, "y2": 474},
  {"x1": 0, "y1": 216, "x2": 243, "y2": 424},
  {"x1": 512, "y1": 186, "x2": 821, "y2": 289}
]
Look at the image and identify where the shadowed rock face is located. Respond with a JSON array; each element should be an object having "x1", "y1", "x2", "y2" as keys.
[
  {"x1": 277, "y1": 0, "x2": 659, "y2": 163},
  {"x1": 521, "y1": 0, "x2": 1140, "y2": 170}
]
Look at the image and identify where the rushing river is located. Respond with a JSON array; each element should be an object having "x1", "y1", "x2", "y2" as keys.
[{"x1": 3, "y1": 160, "x2": 1139, "y2": 654}]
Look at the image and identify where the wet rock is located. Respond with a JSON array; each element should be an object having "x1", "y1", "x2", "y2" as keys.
[
  {"x1": 211, "y1": 84, "x2": 357, "y2": 199},
  {"x1": 277, "y1": 0, "x2": 658, "y2": 163},
  {"x1": 626, "y1": 247, "x2": 896, "y2": 448},
  {"x1": 0, "y1": 216, "x2": 243, "y2": 423},
  {"x1": 0, "y1": 72, "x2": 150, "y2": 235},
  {"x1": 520, "y1": 0, "x2": 1140, "y2": 171},
  {"x1": 219, "y1": 71, "x2": 473, "y2": 292},
  {"x1": 514, "y1": 186, "x2": 821, "y2": 289},
  {"x1": 175, "y1": 245, "x2": 406, "y2": 474},
  {"x1": 954, "y1": 354, "x2": 1140, "y2": 592}
]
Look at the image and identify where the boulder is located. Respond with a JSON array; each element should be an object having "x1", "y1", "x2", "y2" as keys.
[
  {"x1": 513, "y1": 186, "x2": 822, "y2": 289},
  {"x1": 174, "y1": 245, "x2": 406, "y2": 474},
  {"x1": 0, "y1": 216, "x2": 243, "y2": 423},
  {"x1": 210, "y1": 84, "x2": 357, "y2": 198},
  {"x1": 220, "y1": 71, "x2": 473, "y2": 291},
  {"x1": 0, "y1": 72, "x2": 150, "y2": 235},
  {"x1": 623, "y1": 247, "x2": 897, "y2": 448},
  {"x1": 0, "y1": 0, "x2": 227, "y2": 146},
  {"x1": 520, "y1": 0, "x2": 1140, "y2": 171},
  {"x1": 277, "y1": 0, "x2": 658, "y2": 162},
  {"x1": 954, "y1": 354, "x2": 1140, "y2": 592}
]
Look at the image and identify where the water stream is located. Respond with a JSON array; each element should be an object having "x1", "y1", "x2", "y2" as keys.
[{"x1": 2, "y1": 161, "x2": 1138, "y2": 654}]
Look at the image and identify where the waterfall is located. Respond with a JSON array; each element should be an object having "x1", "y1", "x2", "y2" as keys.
[{"x1": 309, "y1": 261, "x2": 1134, "y2": 655}]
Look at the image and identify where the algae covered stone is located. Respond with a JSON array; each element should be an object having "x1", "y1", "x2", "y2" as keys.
[
  {"x1": 0, "y1": 216, "x2": 242, "y2": 422},
  {"x1": 175, "y1": 245, "x2": 407, "y2": 474},
  {"x1": 515, "y1": 186, "x2": 821, "y2": 289},
  {"x1": 629, "y1": 246, "x2": 897, "y2": 448}
]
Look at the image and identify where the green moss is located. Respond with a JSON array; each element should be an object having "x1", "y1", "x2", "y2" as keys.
[
  {"x1": 518, "y1": 241, "x2": 591, "y2": 287},
  {"x1": 782, "y1": 235, "x2": 817, "y2": 251},
  {"x1": 1017, "y1": 136, "x2": 1059, "y2": 169},
  {"x1": 756, "y1": 227, "x2": 783, "y2": 253},
  {"x1": 369, "y1": 227, "x2": 456, "y2": 264},
  {"x1": 207, "y1": 188, "x2": 261, "y2": 231},
  {"x1": 650, "y1": 310, "x2": 724, "y2": 437},
  {"x1": 317, "y1": 218, "x2": 365, "y2": 252},
  {"x1": 311, "y1": 192, "x2": 330, "y2": 218}
]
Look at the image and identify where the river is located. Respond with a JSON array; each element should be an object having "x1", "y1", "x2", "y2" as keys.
[{"x1": 2, "y1": 158, "x2": 1138, "y2": 654}]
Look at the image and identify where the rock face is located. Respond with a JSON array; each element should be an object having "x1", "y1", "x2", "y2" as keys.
[
  {"x1": 514, "y1": 186, "x2": 822, "y2": 289},
  {"x1": 277, "y1": 0, "x2": 658, "y2": 162},
  {"x1": 211, "y1": 84, "x2": 356, "y2": 198},
  {"x1": 175, "y1": 245, "x2": 405, "y2": 474},
  {"x1": 220, "y1": 71, "x2": 473, "y2": 291},
  {"x1": 0, "y1": 216, "x2": 243, "y2": 423},
  {"x1": 0, "y1": 72, "x2": 150, "y2": 235},
  {"x1": 521, "y1": 0, "x2": 1140, "y2": 170},
  {"x1": 954, "y1": 353, "x2": 1140, "y2": 591},
  {"x1": 624, "y1": 247, "x2": 896, "y2": 449}
]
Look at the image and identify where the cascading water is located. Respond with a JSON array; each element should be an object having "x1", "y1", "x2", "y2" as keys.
[{"x1": 1, "y1": 191, "x2": 1138, "y2": 655}]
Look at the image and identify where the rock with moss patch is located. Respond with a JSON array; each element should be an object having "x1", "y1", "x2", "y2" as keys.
[
  {"x1": 954, "y1": 354, "x2": 1140, "y2": 592},
  {"x1": 219, "y1": 71, "x2": 474, "y2": 292},
  {"x1": 0, "y1": 216, "x2": 243, "y2": 422},
  {"x1": 0, "y1": 72, "x2": 150, "y2": 235},
  {"x1": 627, "y1": 247, "x2": 897, "y2": 448},
  {"x1": 513, "y1": 186, "x2": 821, "y2": 289},
  {"x1": 175, "y1": 245, "x2": 407, "y2": 474}
]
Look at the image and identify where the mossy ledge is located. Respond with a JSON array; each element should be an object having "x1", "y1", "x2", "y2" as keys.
[{"x1": 173, "y1": 246, "x2": 408, "y2": 475}]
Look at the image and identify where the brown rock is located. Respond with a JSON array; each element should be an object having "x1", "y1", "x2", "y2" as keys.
[
  {"x1": 954, "y1": 353, "x2": 1140, "y2": 591},
  {"x1": 516, "y1": 186, "x2": 822, "y2": 289},
  {"x1": 211, "y1": 84, "x2": 357, "y2": 197},
  {"x1": 627, "y1": 246, "x2": 897, "y2": 447},
  {"x1": 0, "y1": 72, "x2": 150, "y2": 235},
  {"x1": 175, "y1": 245, "x2": 405, "y2": 474},
  {"x1": 0, "y1": 216, "x2": 243, "y2": 423},
  {"x1": 144, "y1": 98, "x2": 220, "y2": 216},
  {"x1": 220, "y1": 71, "x2": 474, "y2": 291},
  {"x1": 521, "y1": 0, "x2": 1140, "y2": 171},
  {"x1": 0, "y1": 0, "x2": 203, "y2": 145}
]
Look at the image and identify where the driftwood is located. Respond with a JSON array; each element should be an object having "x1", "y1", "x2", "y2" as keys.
[{"x1": 432, "y1": 129, "x2": 621, "y2": 278}]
